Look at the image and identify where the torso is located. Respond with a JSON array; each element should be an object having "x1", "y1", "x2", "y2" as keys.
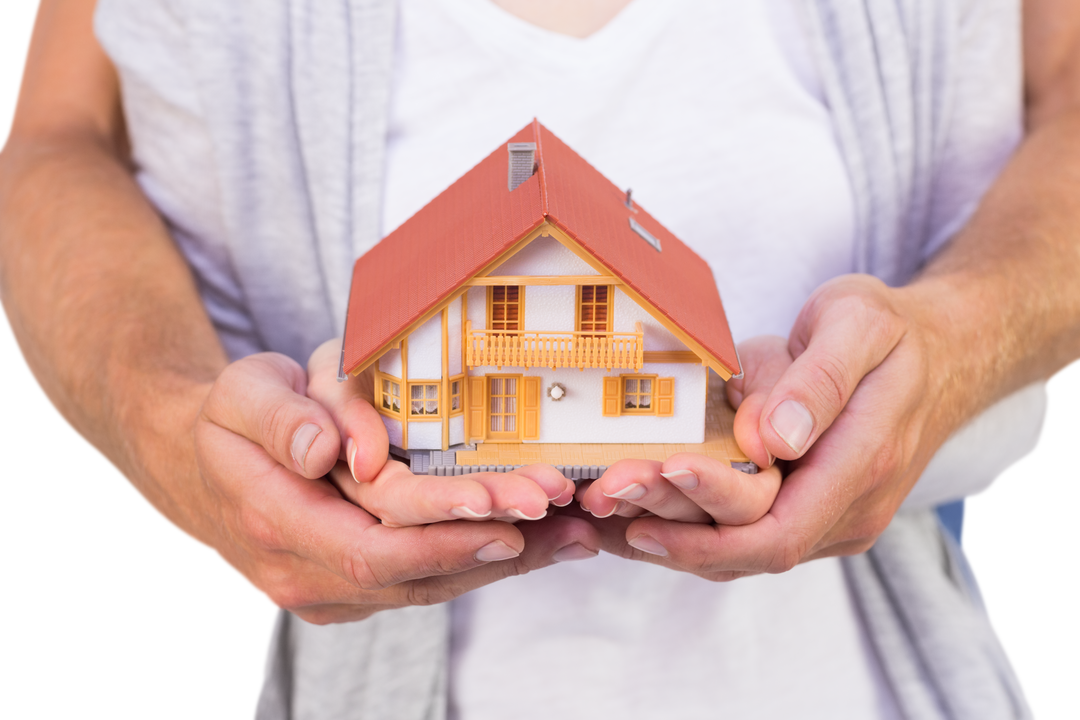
[{"x1": 382, "y1": 1, "x2": 897, "y2": 717}]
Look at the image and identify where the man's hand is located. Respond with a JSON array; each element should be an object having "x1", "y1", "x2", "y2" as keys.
[{"x1": 192, "y1": 344, "x2": 596, "y2": 624}]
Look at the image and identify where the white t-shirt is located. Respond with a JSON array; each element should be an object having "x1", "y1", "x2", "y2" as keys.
[{"x1": 378, "y1": 1, "x2": 1017, "y2": 718}]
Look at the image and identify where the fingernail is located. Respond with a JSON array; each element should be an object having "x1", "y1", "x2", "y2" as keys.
[
  {"x1": 603, "y1": 483, "x2": 646, "y2": 501},
  {"x1": 769, "y1": 399, "x2": 814, "y2": 454},
  {"x1": 765, "y1": 449, "x2": 775, "y2": 468},
  {"x1": 475, "y1": 540, "x2": 520, "y2": 562},
  {"x1": 346, "y1": 438, "x2": 358, "y2": 482},
  {"x1": 553, "y1": 542, "x2": 598, "y2": 563},
  {"x1": 660, "y1": 469, "x2": 698, "y2": 490},
  {"x1": 628, "y1": 534, "x2": 669, "y2": 557},
  {"x1": 590, "y1": 504, "x2": 619, "y2": 519},
  {"x1": 291, "y1": 423, "x2": 322, "y2": 473},
  {"x1": 552, "y1": 496, "x2": 573, "y2": 507},
  {"x1": 451, "y1": 506, "x2": 492, "y2": 519},
  {"x1": 508, "y1": 508, "x2": 547, "y2": 521}
]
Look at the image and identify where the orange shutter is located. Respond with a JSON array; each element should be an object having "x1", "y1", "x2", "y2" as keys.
[
  {"x1": 602, "y1": 376, "x2": 621, "y2": 417},
  {"x1": 522, "y1": 377, "x2": 541, "y2": 440},
  {"x1": 656, "y1": 377, "x2": 675, "y2": 417},
  {"x1": 468, "y1": 376, "x2": 485, "y2": 442}
]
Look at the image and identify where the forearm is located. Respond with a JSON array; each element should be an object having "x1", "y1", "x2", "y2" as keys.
[
  {"x1": 907, "y1": 110, "x2": 1080, "y2": 434},
  {"x1": 0, "y1": 132, "x2": 227, "y2": 536}
]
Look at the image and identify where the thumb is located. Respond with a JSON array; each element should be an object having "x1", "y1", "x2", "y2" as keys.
[
  {"x1": 201, "y1": 352, "x2": 341, "y2": 479},
  {"x1": 729, "y1": 336, "x2": 793, "y2": 469},
  {"x1": 307, "y1": 338, "x2": 390, "y2": 483},
  {"x1": 759, "y1": 285, "x2": 905, "y2": 461}
]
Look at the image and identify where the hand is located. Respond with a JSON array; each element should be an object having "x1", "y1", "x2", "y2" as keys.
[
  {"x1": 190, "y1": 341, "x2": 594, "y2": 624},
  {"x1": 304, "y1": 340, "x2": 576, "y2": 526},
  {"x1": 576, "y1": 275, "x2": 957, "y2": 580}
]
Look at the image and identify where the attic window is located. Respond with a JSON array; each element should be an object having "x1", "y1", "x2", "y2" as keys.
[
  {"x1": 629, "y1": 217, "x2": 662, "y2": 252},
  {"x1": 507, "y1": 142, "x2": 537, "y2": 191}
]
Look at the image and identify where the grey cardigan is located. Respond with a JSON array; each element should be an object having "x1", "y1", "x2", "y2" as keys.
[{"x1": 94, "y1": 0, "x2": 1034, "y2": 717}]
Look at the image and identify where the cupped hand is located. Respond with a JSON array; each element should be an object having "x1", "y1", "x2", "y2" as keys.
[
  {"x1": 578, "y1": 275, "x2": 956, "y2": 580},
  {"x1": 192, "y1": 341, "x2": 594, "y2": 624}
]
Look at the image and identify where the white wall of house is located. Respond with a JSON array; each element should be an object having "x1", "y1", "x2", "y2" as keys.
[
  {"x1": 490, "y1": 234, "x2": 598, "y2": 276},
  {"x1": 613, "y1": 288, "x2": 685, "y2": 351},
  {"x1": 379, "y1": 347, "x2": 402, "y2": 377},
  {"x1": 448, "y1": 297, "x2": 463, "y2": 377},
  {"x1": 408, "y1": 421, "x2": 442, "y2": 449},
  {"x1": 450, "y1": 415, "x2": 465, "y2": 446},
  {"x1": 383, "y1": 416, "x2": 403, "y2": 448},
  {"x1": 469, "y1": 363, "x2": 708, "y2": 444},
  {"x1": 407, "y1": 313, "x2": 442, "y2": 380}
]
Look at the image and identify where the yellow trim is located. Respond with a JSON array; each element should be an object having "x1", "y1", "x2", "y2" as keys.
[
  {"x1": 487, "y1": 284, "x2": 524, "y2": 333},
  {"x1": 407, "y1": 379, "x2": 442, "y2": 421},
  {"x1": 484, "y1": 374, "x2": 524, "y2": 443},
  {"x1": 620, "y1": 374, "x2": 659, "y2": 416},
  {"x1": 449, "y1": 375, "x2": 465, "y2": 417},
  {"x1": 469, "y1": 275, "x2": 619, "y2": 287},
  {"x1": 642, "y1": 351, "x2": 702, "y2": 364},
  {"x1": 576, "y1": 283, "x2": 614, "y2": 334},
  {"x1": 373, "y1": 371, "x2": 403, "y2": 419},
  {"x1": 462, "y1": 293, "x2": 470, "y2": 442}
]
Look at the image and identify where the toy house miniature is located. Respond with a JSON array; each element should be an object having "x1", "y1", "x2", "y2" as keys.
[{"x1": 340, "y1": 120, "x2": 753, "y2": 477}]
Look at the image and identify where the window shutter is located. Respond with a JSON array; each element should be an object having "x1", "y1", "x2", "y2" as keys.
[
  {"x1": 656, "y1": 377, "x2": 675, "y2": 417},
  {"x1": 468, "y1": 376, "x2": 485, "y2": 442},
  {"x1": 602, "y1": 376, "x2": 621, "y2": 417},
  {"x1": 522, "y1": 377, "x2": 540, "y2": 440}
]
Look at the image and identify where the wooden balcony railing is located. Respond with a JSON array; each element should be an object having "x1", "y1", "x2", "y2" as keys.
[{"x1": 465, "y1": 321, "x2": 644, "y2": 371}]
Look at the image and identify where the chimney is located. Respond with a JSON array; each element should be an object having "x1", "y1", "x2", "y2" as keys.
[{"x1": 507, "y1": 142, "x2": 537, "y2": 191}]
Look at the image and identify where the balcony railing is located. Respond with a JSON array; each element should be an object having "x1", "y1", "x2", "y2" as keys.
[{"x1": 465, "y1": 321, "x2": 644, "y2": 371}]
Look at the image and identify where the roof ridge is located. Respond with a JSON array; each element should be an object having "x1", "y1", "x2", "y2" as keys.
[{"x1": 533, "y1": 118, "x2": 550, "y2": 219}]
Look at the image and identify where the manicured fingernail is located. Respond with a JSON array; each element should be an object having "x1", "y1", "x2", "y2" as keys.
[
  {"x1": 552, "y1": 496, "x2": 573, "y2": 507},
  {"x1": 660, "y1": 469, "x2": 698, "y2": 490},
  {"x1": 769, "y1": 399, "x2": 814, "y2": 454},
  {"x1": 628, "y1": 534, "x2": 668, "y2": 557},
  {"x1": 508, "y1": 508, "x2": 546, "y2": 521},
  {"x1": 451, "y1": 506, "x2": 492, "y2": 519},
  {"x1": 553, "y1": 542, "x2": 598, "y2": 563},
  {"x1": 765, "y1": 449, "x2": 775, "y2": 468},
  {"x1": 346, "y1": 438, "x2": 358, "y2": 482},
  {"x1": 590, "y1": 504, "x2": 619, "y2": 519},
  {"x1": 603, "y1": 483, "x2": 646, "y2": 501},
  {"x1": 291, "y1": 423, "x2": 322, "y2": 473},
  {"x1": 475, "y1": 540, "x2": 520, "y2": 562}
]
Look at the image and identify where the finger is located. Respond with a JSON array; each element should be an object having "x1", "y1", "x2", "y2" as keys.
[
  {"x1": 330, "y1": 461, "x2": 562, "y2": 527},
  {"x1": 199, "y1": 422, "x2": 534, "y2": 588},
  {"x1": 512, "y1": 464, "x2": 577, "y2": 507},
  {"x1": 202, "y1": 353, "x2": 341, "y2": 479},
  {"x1": 729, "y1": 336, "x2": 793, "y2": 468},
  {"x1": 760, "y1": 279, "x2": 906, "y2": 461},
  {"x1": 659, "y1": 453, "x2": 783, "y2": 525},
  {"x1": 304, "y1": 515, "x2": 609, "y2": 617},
  {"x1": 582, "y1": 460, "x2": 711, "y2": 523},
  {"x1": 308, "y1": 338, "x2": 389, "y2": 483}
]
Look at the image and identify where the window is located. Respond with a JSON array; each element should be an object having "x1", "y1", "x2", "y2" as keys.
[
  {"x1": 602, "y1": 375, "x2": 675, "y2": 417},
  {"x1": 623, "y1": 376, "x2": 653, "y2": 412},
  {"x1": 489, "y1": 285, "x2": 522, "y2": 332},
  {"x1": 379, "y1": 376, "x2": 401, "y2": 416},
  {"x1": 409, "y1": 382, "x2": 440, "y2": 417},
  {"x1": 577, "y1": 285, "x2": 612, "y2": 334},
  {"x1": 449, "y1": 376, "x2": 464, "y2": 416}
]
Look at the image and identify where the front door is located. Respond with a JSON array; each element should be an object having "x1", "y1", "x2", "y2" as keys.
[{"x1": 486, "y1": 375, "x2": 520, "y2": 442}]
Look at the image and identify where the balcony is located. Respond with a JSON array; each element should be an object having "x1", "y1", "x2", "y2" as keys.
[{"x1": 465, "y1": 321, "x2": 644, "y2": 371}]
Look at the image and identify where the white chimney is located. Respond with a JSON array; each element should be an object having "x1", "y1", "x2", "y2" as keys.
[{"x1": 507, "y1": 142, "x2": 537, "y2": 191}]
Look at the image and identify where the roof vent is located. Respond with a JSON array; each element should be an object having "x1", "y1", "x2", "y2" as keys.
[
  {"x1": 507, "y1": 142, "x2": 537, "y2": 191},
  {"x1": 629, "y1": 217, "x2": 662, "y2": 252}
]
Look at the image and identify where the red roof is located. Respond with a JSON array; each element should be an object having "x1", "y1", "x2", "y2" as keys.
[{"x1": 343, "y1": 120, "x2": 740, "y2": 377}]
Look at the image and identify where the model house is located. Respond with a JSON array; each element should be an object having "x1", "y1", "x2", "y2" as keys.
[{"x1": 340, "y1": 120, "x2": 749, "y2": 475}]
